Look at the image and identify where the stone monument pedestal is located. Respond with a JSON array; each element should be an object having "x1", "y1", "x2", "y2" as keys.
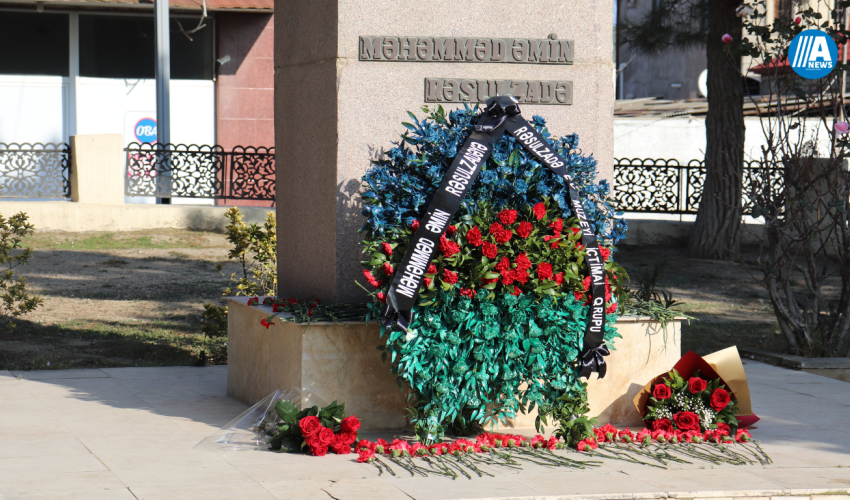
[{"x1": 226, "y1": 297, "x2": 682, "y2": 431}]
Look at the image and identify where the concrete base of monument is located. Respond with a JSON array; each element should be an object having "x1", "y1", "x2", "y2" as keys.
[{"x1": 226, "y1": 297, "x2": 682, "y2": 432}]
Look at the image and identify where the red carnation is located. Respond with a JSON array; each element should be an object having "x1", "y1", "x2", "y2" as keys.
[
  {"x1": 511, "y1": 286, "x2": 522, "y2": 296},
  {"x1": 427, "y1": 264, "x2": 437, "y2": 274},
  {"x1": 606, "y1": 303, "x2": 618, "y2": 314},
  {"x1": 652, "y1": 384, "x2": 672, "y2": 400},
  {"x1": 442, "y1": 269, "x2": 458, "y2": 284},
  {"x1": 382, "y1": 262, "x2": 394, "y2": 276},
  {"x1": 482, "y1": 242, "x2": 498, "y2": 259},
  {"x1": 494, "y1": 257, "x2": 511, "y2": 274},
  {"x1": 513, "y1": 269, "x2": 530, "y2": 285},
  {"x1": 533, "y1": 203, "x2": 546, "y2": 219},
  {"x1": 500, "y1": 271, "x2": 515, "y2": 285},
  {"x1": 446, "y1": 225, "x2": 457, "y2": 236},
  {"x1": 516, "y1": 221, "x2": 533, "y2": 238},
  {"x1": 570, "y1": 226, "x2": 581, "y2": 236},
  {"x1": 515, "y1": 253, "x2": 532, "y2": 271},
  {"x1": 652, "y1": 418, "x2": 673, "y2": 432},
  {"x1": 549, "y1": 218, "x2": 563, "y2": 234},
  {"x1": 710, "y1": 388, "x2": 731, "y2": 411},
  {"x1": 489, "y1": 222, "x2": 504, "y2": 236},
  {"x1": 423, "y1": 277, "x2": 432, "y2": 288},
  {"x1": 260, "y1": 318, "x2": 273, "y2": 329},
  {"x1": 439, "y1": 236, "x2": 460, "y2": 258},
  {"x1": 247, "y1": 297, "x2": 259, "y2": 306},
  {"x1": 459, "y1": 288, "x2": 475, "y2": 298},
  {"x1": 495, "y1": 228, "x2": 512, "y2": 245},
  {"x1": 554, "y1": 272, "x2": 564, "y2": 285},
  {"x1": 299, "y1": 415, "x2": 322, "y2": 437},
  {"x1": 673, "y1": 411, "x2": 701, "y2": 432},
  {"x1": 498, "y1": 209, "x2": 517, "y2": 225},
  {"x1": 537, "y1": 262, "x2": 553, "y2": 280},
  {"x1": 600, "y1": 247, "x2": 610, "y2": 261},
  {"x1": 466, "y1": 226, "x2": 483, "y2": 247},
  {"x1": 381, "y1": 242, "x2": 392, "y2": 256},
  {"x1": 688, "y1": 377, "x2": 708, "y2": 394},
  {"x1": 341, "y1": 415, "x2": 361, "y2": 432},
  {"x1": 376, "y1": 292, "x2": 387, "y2": 303},
  {"x1": 716, "y1": 422, "x2": 731, "y2": 435},
  {"x1": 410, "y1": 219, "x2": 419, "y2": 231}
]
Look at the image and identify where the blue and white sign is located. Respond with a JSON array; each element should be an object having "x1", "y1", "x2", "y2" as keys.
[
  {"x1": 133, "y1": 118, "x2": 158, "y2": 143},
  {"x1": 789, "y1": 29, "x2": 838, "y2": 79}
]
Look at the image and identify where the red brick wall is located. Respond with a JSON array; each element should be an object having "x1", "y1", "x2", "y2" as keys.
[
  {"x1": 216, "y1": 12, "x2": 274, "y2": 206},
  {"x1": 216, "y1": 12, "x2": 274, "y2": 150}
]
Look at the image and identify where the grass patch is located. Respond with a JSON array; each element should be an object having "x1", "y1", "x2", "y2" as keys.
[{"x1": 29, "y1": 230, "x2": 227, "y2": 251}]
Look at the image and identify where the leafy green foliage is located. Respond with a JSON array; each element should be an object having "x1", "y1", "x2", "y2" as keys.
[
  {"x1": 536, "y1": 382, "x2": 598, "y2": 448},
  {"x1": 218, "y1": 208, "x2": 277, "y2": 297},
  {"x1": 370, "y1": 289, "x2": 620, "y2": 444},
  {"x1": 0, "y1": 212, "x2": 43, "y2": 332},
  {"x1": 201, "y1": 303, "x2": 228, "y2": 338}
]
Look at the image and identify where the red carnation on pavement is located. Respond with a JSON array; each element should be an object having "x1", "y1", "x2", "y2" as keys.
[
  {"x1": 716, "y1": 422, "x2": 731, "y2": 435},
  {"x1": 410, "y1": 219, "x2": 419, "y2": 231},
  {"x1": 710, "y1": 388, "x2": 731, "y2": 411},
  {"x1": 482, "y1": 241, "x2": 498, "y2": 259},
  {"x1": 247, "y1": 297, "x2": 259, "y2": 306},
  {"x1": 381, "y1": 242, "x2": 392, "y2": 256},
  {"x1": 382, "y1": 262, "x2": 394, "y2": 276},
  {"x1": 516, "y1": 221, "x2": 533, "y2": 238},
  {"x1": 442, "y1": 269, "x2": 458, "y2": 284},
  {"x1": 439, "y1": 236, "x2": 460, "y2": 257},
  {"x1": 498, "y1": 209, "x2": 517, "y2": 225},
  {"x1": 533, "y1": 203, "x2": 546, "y2": 219},
  {"x1": 688, "y1": 377, "x2": 708, "y2": 394},
  {"x1": 466, "y1": 226, "x2": 484, "y2": 246},
  {"x1": 652, "y1": 383, "x2": 672, "y2": 400},
  {"x1": 427, "y1": 264, "x2": 437, "y2": 274}
]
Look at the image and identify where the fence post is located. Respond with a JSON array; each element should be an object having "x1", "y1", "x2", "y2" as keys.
[{"x1": 70, "y1": 134, "x2": 125, "y2": 205}]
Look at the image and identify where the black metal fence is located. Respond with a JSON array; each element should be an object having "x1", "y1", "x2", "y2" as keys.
[
  {"x1": 0, "y1": 143, "x2": 71, "y2": 199},
  {"x1": 613, "y1": 158, "x2": 785, "y2": 214},
  {"x1": 124, "y1": 143, "x2": 275, "y2": 202}
]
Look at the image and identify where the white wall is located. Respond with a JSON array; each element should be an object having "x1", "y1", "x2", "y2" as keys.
[
  {"x1": 614, "y1": 116, "x2": 833, "y2": 162},
  {"x1": 0, "y1": 75, "x2": 69, "y2": 144}
]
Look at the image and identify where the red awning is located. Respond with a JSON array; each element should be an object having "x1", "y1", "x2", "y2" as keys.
[{"x1": 751, "y1": 44, "x2": 849, "y2": 75}]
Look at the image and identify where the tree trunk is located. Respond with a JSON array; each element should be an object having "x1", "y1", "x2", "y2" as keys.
[{"x1": 688, "y1": 0, "x2": 745, "y2": 259}]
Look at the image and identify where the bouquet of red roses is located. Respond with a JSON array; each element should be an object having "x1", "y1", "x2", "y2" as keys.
[
  {"x1": 267, "y1": 398, "x2": 360, "y2": 456},
  {"x1": 634, "y1": 347, "x2": 759, "y2": 433},
  {"x1": 642, "y1": 368, "x2": 738, "y2": 433}
]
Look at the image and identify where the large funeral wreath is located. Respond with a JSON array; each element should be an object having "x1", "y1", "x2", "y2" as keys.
[{"x1": 359, "y1": 105, "x2": 629, "y2": 442}]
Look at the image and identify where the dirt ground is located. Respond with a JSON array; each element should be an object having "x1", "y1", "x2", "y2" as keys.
[
  {"x1": 0, "y1": 229, "x2": 791, "y2": 371},
  {"x1": 0, "y1": 230, "x2": 241, "y2": 371}
]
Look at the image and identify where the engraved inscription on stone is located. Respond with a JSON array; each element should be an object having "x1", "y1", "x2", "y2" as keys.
[
  {"x1": 424, "y1": 79, "x2": 573, "y2": 105},
  {"x1": 359, "y1": 36, "x2": 573, "y2": 64}
]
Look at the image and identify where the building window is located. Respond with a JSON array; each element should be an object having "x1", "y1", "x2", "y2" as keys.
[
  {"x1": 0, "y1": 12, "x2": 69, "y2": 76},
  {"x1": 79, "y1": 14, "x2": 214, "y2": 80}
]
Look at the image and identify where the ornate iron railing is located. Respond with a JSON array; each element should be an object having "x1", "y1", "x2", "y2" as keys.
[
  {"x1": 613, "y1": 158, "x2": 784, "y2": 214},
  {"x1": 0, "y1": 143, "x2": 71, "y2": 199},
  {"x1": 124, "y1": 143, "x2": 275, "y2": 201}
]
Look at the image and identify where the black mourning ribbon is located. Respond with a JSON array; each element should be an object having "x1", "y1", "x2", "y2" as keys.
[
  {"x1": 580, "y1": 343, "x2": 610, "y2": 379},
  {"x1": 379, "y1": 96, "x2": 609, "y2": 378}
]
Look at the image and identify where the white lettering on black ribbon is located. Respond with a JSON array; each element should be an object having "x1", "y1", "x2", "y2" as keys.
[{"x1": 381, "y1": 96, "x2": 609, "y2": 378}]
